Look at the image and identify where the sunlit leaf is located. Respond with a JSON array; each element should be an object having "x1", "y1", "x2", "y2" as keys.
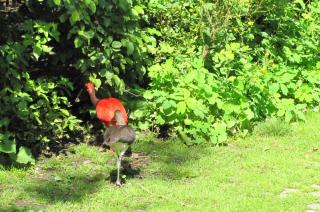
[
  {"x1": 176, "y1": 102, "x2": 186, "y2": 114},
  {"x1": 70, "y1": 11, "x2": 80, "y2": 24},
  {"x1": 0, "y1": 136, "x2": 16, "y2": 154},
  {"x1": 112, "y1": 41, "x2": 122, "y2": 49},
  {"x1": 53, "y1": 0, "x2": 61, "y2": 6},
  {"x1": 15, "y1": 146, "x2": 35, "y2": 164}
]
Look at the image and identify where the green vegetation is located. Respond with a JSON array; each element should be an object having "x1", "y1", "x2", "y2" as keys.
[
  {"x1": 0, "y1": 0, "x2": 153, "y2": 163},
  {"x1": 0, "y1": 112, "x2": 319, "y2": 211},
  {"x1": 0, "y1": 0, "x2": 320, "y2": 162},
  {"x1": 136, "y1": 0, "x2": 320, "y2": 145},
  {"x1": 1, "y1": 0, "x2": 319, "y2": 210}
]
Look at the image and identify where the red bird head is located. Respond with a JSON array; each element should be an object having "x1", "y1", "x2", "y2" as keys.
[{"x1": 85, "y1": 82, "x2": 95, "y2": 93}]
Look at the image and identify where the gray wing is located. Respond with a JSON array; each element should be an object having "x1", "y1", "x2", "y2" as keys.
[{"x1": 103, "y1": 126, "x2": 136, "y2": 145}]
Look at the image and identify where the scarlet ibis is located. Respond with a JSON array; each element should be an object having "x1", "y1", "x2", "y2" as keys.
[{"x1": 84, "y1": 82, "x2": 128, "y2": 127}]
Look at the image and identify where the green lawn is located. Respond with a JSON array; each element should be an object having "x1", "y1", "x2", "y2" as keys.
[{"x1": 0, "y1": 113, "x2": 319, "y2": 211}]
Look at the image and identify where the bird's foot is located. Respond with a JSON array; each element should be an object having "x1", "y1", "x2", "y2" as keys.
[{"x1": 116, "y1": 181, "x2": 122, "y2": 187}]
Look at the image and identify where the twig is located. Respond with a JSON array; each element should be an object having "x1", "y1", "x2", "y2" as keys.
[{"x1": 124, "y1": 90, "x2": 145, "y2": 98}]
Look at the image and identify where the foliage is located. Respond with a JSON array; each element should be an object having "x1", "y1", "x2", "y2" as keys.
[
  {"x1": 1, "y1": 0, "x2": 320, "y2": 162},
  {"x1": 132, "y1": 0, "x2": 320, "y2": 145},
  {"x1": 0, "y1": 0, "x2": 153, "y2": 164}
]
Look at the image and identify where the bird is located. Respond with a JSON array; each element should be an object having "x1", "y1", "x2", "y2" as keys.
[
  {"x1": 84, "y1": 82, "x2": 128, "y2": 127},
  {"x1": 103, "y1": 110, "x2": 136, "y2": 186}
]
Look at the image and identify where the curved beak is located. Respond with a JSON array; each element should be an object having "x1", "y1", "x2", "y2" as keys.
[{"x1": 75, "y1": 88, "x2": 84, "y2": 103}]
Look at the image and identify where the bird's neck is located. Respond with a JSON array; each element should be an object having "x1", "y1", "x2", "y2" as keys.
[{"x1": 88, "y1": 91, "x2": 99, "y2": 106}]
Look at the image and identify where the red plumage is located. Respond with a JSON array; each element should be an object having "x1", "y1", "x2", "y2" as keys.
[
  {"x1": 96, "y1": 98, "x2": 128, "y2": 126},
  {"x1": 85, "y1": 82, "x2": 128, "y2": 127}
]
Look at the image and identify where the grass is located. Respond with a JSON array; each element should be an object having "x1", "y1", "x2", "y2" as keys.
[{"x1": 0, "y1": 113, "x2": 320, "y2": 211}]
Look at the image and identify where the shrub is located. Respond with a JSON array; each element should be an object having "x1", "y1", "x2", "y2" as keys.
[
  {"x1": 0, "y1": 0, "x2": 153, "y2": 164},
  {"x1": 131, "y1": 0, "x2": 320, "y2": 145}
]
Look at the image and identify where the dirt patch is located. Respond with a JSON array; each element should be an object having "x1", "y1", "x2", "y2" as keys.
[
  {"x1": 15, "y1": 199, "x2": 47, "y2": 210},
  {"x1": 29, "y1": 166, "x2": 53, "y2": 182},
  {"x1": 0, "y1": 184, "x2": 16, "y2": 190},
  {"x1": 71, "y1": 156, "x2": 92, "y2": 167},
  {"x1": 311, "y1": 184, "x2": 320, "y2": 189},
  {"x1": 310, "y1": 191, "x2": 320, "y2": 197},
  {"x1": 108, "y1": 152, "x2": 150, "y2": 169},
  {"x1": 131, "y1": 152, "x2": 150, "y2": 169},
  {"x1": 308, "y1": 203, "x2": 320, "y2": 210},
  {"x1": 279, "y1": 188, "x2": 299, "y2": 198}
]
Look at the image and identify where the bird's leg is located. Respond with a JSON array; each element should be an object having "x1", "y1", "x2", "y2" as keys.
[
  {"x1": 116, "y1": 156, "x2": 122, "y2": 186},
  {"x1": 115, "y1": 149, "x2": 127, "y2": 186}
]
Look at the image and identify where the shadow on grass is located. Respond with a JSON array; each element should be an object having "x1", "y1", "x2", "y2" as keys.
[
  {"x1": 109, "y1": 160, "x2": 141, "y2": 184},
  {"x1": 23, "y1": 159, "x2": 141, "y2": 204},
  {"x1": 0, "y1": 206, "x2": 26, "y2": 212},
  {"x1": 134, "y1": 139, "x2": 209, "y2": 180},
  {"x1": 13, "y1": 138, "x2": 208, "y2": 206},
  {"x1": 0, "y1": 199, "x2": 48, "y2": 211},
  {"x1": 24, "y1": 172, "x2": 107, "y2": 203}
]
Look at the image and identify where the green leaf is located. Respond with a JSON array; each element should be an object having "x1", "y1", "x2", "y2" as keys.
[
  {"x1": 89, "y1": 2, "x2": 97, "y2": 13},
  {"x1": 0, "y1": 118, "x2": 10, "y2": 128},
  {"x1": 74, "y1": 37, "x2": 83, "y2": 48},
  {"x1": 162, "y1": 100, "x2": 172, "y2": 110},
  {"x1": 285, "y1": 111, "x2": 293, "y2": 123},
  {"x1": 78, "y1": 30, "x2": 94, "y2": 40},
  {"x1": 156, "y1": 115, "x2": 165, "y2": 125},
  {"x1": 0, "y1": 136, "x2": 16, "y2": 154},
  {"x1": 146, "y1": 28, "x2": 161, "y2": 36},
  {"x1": 133, "y1": 5, "x2": 144, "y2": 14},
  {"x1": 281, "y1": 73, "x2": 295, "y2": 82},
  {"x1": 245, "y1": 109, "x2": 254, "y2": 120},
  {"x1": 15, "y1": 146, "x2": 35, "y2": 164},
  {"x1": 193, "y1": 110, "x2": 205, "y2": 119},
  {"x1": 210, "y1": 135, "x2": 217, "y2": 144},
  {"x1": 70, "y1": 11, "x2": 80, "y2": 24},
  {"x1": 296, "y1": 110, "x2": 305, "y2": 120},
  {"x1": 269, "y1": 83, "x2": 279, "y2": 94},
  {"x1": 184, "y1": 119, "x2": 193, "y2": 125},
  {"x1": 54, "y1": 175, "x2": 63, "y2": 181},
  {"x1": 176, "y1": 102, "x2": 186, "y2": 114},
  {"x1": 89, "y1": 76, "x2": 102, "y2": 89},
  {"x1": 217, "y1": 133, "x2": 228, "y2": 143},
  {"x1": 183, "y1": 89, "x2": 190, "y2": 99},
  {"x1": 84, "y1": 0, "x2": 91, "y2": 5},
  {"x1": 59, "y1": 13, "x2": 68, "y2": 22},
  {"x1": 60, "y1": 109, "x2": 70, "y2": 116},
  {"x1": 133, "y1": 110, "x2": 144, "y2": 118},
  {"x1": 126, "y1": 41, "x2": 134, "y2": 55},
  {"x1": 112, "y1": 41, "x2": 122, "y2": 49},
  {"x1": 53, "y1": 0, "x2": 61, "y2": 6},
  {"x1": 32, "y1": 45, "x2": 42, "y2": 61},
  {"x1": 143, "y1": 91, "x2": 154, "y2": 100},
  {"x1": 118, "y1": 0, "x2": 131, "y2": 11},
  {"x1": 280, "y1": 84, "x2": 288, "y2": 95},
  {"x1": 41, "y1": 45, "x2": 53, "y2": 53},
  {"x1": 277, "y1": 109, "x2": 285, "y2": 117},
  {"x1": 215, "y1": 123, "x2": 227, "y2": 134},
  {"x1": 295, "y1": 0, "x2": 305, "y2": 9}
]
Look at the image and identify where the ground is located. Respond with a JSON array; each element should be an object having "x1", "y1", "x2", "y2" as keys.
[{"x1": 0, "y1": 113, "x2": 319, "y2": 211}]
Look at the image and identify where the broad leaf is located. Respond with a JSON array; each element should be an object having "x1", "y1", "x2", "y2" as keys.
[
  {"x1": 15, "y1": 147, "x2": 35, "y2": 164},
  {"x1": 0, "y1": 137, "x2": 16, "y2": 154}
]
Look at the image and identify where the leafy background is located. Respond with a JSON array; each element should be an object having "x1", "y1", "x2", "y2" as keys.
[{"x1": 1, "y1": 0, "x2": 320, "y2": 163}]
